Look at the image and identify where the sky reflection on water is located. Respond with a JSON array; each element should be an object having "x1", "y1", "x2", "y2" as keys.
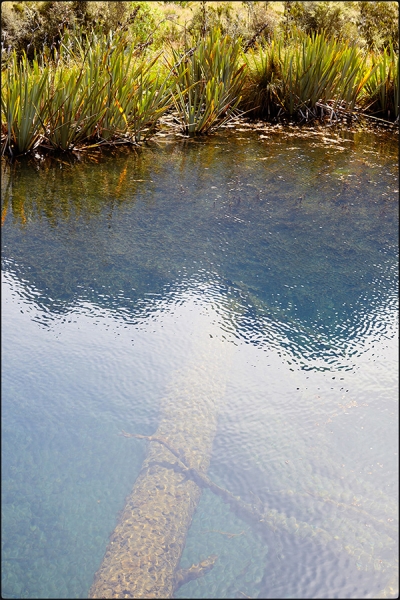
[{"x1": 1, "y1": 127, "x2": 398, "y2": 599}]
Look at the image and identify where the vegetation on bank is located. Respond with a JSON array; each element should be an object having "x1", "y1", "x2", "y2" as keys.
[{"x1": 1, "y1": 2, "x2": 398, "y2": 157}]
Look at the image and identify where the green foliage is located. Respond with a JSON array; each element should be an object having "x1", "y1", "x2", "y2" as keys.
[
  {"x1": 2, "y1": 2, "x2": 399, "y2": 61},
  {"x1": 115, "y1": 2, "x2": 158, "y2": 44},
  {"x1": 70, "y1": 1, "x2": 91, "y2": 26},
  {"x1": 281, "y1": 1, "x2": 351, "y2": 41},
  {"x1": 0, "y1": 1, "x2": 159, "y2": 63},
  {"x1": 305, "y1": 2, "x2": 344, "y2": 37},
  {"x1": 1, "y1": 1, "x2": 77, "y2": 62},
  {"x1": 166, "y1": 28, "x2": 247, "y2": 135},
  {"x1": 357, "y1": 1, "x2": 399, "y2": 51},
  {"x1": 186, "y1": 1, "x2": 276, "y2": 47},
  {"x1": 162, "y1": 1, "x2": 191, "y2": 6}
]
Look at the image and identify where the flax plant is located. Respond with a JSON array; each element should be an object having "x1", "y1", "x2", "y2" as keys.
[
  {"x1": 125, "y1": 66, "x2": 176, "y2": 142},
  {"x1": 2, "y1": 29, "x2": 175, "y2": 155},
  {"x1": 333, "y1": 44, "x2": 377, "y2": 114},
  {"x1": 277, "y1": 33, "x2": 345, "y2": 116},
  {"x1": 167, "y1": 29, "x2": 247, "y2": 136},
  {"x1": 94, "y1": 32, "x2": 173, "y2": 142},
  {"x1": 43, "y1": 31, "x2": 173, "y2": 149},
  {"x1": 45, "y1": 31, "x2": 119, "y2": 149},
  {"x1": 90, "y1": 31, "x2": 138, "y2": 142},
  {"x1": 241, "y1": 31, "x2": 381, "y2": 121},
  {"x1": 241, "y1": 39, "x2": 283, "y2": 118},
  {"x1": 363, "y1": 43, "x2": 399, "y2": 119},
  {"x1": 1, "y1": 51, "x2": 49, "y2": 156},
  {"x1": 43, "y1": 64, "x2": 109, "y2": 150}
]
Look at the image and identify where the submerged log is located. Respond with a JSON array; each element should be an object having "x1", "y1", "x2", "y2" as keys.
[
  {"x1": 88, "y1": 311, "x2": 397, "y2": 598},
  {"x1": 89, "y1": 321, "x2": 235, "y2": 599}
]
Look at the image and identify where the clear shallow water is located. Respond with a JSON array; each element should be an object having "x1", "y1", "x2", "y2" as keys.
[{"x1": 1, "y1": 127, "x2": 398, "y2": 599}]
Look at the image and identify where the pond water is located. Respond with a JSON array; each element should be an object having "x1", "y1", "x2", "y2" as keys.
[{"x1": 1, "y1": 126, "x2": 398, "y2": 599}]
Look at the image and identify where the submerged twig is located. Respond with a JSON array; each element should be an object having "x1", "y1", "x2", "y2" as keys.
[
  {"x1": 120, "y1": 430, "x2": 189, "y2": 464},
  {"x1": 120, "y1": 430, "x2": 265, "y2": 524},
  {"x1": 201, "y1": 529, "x2": 246, "y2": 538}
]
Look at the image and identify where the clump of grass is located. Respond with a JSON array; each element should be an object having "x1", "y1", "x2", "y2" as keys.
[
  {"x1": 1, "y1": 28, "x2": 174, "y2": 156},
  {"x1": 48, "y1": 29, "x2": 173, "y2": 147},
  {"x1": 363, "y1": 42, "x2": 399, "y2": 120},
  {"x1": 277, "y1": 32, "x2": 348, "y2": 117},
  {"x1": 166, "y1": 28, "x2": 246, "y2": 136},
  {"x1": 333, "y1": 44, "x2": 378, "y2": 114},
  {"x1": 240, "y1": 31, "x2": 383, "y2": 122},
  {"x1": 1, "y1": 51, "x2": 49, "y2": 156},
  {"x1": 240, "y1": 37, "x2": 283, "y2": 119}
]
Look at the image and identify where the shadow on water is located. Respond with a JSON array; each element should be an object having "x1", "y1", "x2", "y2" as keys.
[{"x1": 1, "y1": 126, "x2": 398, "y2": 598}]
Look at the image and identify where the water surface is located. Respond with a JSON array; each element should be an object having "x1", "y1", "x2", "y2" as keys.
[{"x1": 2, "y1": 126, "x2": 398, "y2": 598}]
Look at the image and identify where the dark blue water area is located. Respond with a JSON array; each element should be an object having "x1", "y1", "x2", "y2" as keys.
[{"x1": 1, "y1": 127, "x2": 399, "y2": 598}]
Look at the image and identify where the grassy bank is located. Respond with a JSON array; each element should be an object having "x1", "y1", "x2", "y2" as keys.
[{"x1": 1, "y1": 2, "x2": 398, "y2": 157}]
